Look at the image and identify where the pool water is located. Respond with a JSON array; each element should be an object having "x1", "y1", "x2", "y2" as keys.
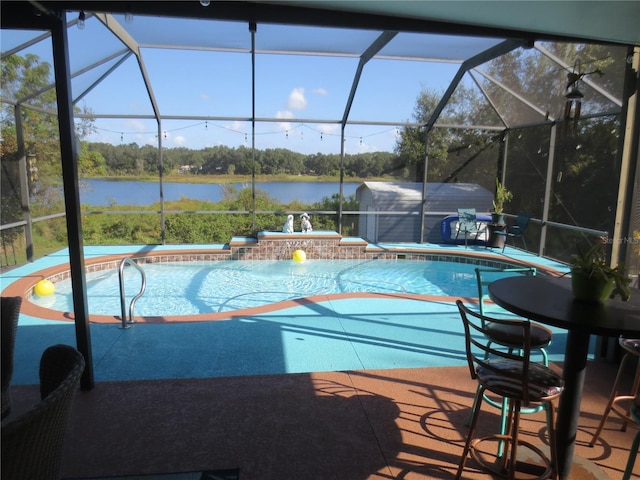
[{"x1": 31, "y1": 259, "x2": 481, "y2": 316}]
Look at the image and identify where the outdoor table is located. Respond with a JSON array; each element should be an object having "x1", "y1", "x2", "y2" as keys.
[{"x1": 488, "y1": 275, "x2": 640, "y2": 480}]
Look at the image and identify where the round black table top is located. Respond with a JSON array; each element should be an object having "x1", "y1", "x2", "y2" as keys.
[{"x1": 488, "y1": 275, "x2": 640, "y2": 337}]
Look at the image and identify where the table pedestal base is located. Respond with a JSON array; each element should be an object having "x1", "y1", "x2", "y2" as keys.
[
  {"x1": 470, "y1": 441, "x2": 612, "y2": 480},
  {"x1": 471, "y1": 437, "x2": 553, "y2": 480},
  {"x1": 537, "y1": 446, "x2": 612, "y2": 480}
]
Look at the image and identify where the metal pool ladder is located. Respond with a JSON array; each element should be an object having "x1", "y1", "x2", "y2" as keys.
[{"x1": 118, "y1": 257, "x2": 146, "y2": 329}]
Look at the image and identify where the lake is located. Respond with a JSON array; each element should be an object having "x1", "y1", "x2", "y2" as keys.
[{"x1": 79, "y1": 179, "x2": 361, "y2": 206}]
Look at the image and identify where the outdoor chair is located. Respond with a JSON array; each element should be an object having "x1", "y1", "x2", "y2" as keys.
[
  {"x1": 1, "y1": 344, "x2": 85, "y2": 480},
  {"x1": 456, "y1": 208, "x2": 483, "y2": 248},
  {"x1": 503, "y1": 212, "x2": 532, "y2": 252},
  {"x1": 456, "y1": 300, "x2": 563, "y2": 480},
  {"x1": 1, "y1": 296, "x2": 22, "y2": 420},
  {"x1": 474, "y1": 267, "x2": 551, "y2": 361},
  {"x1": 589, "y1": 337, "x2": 640, "y2": 447},
  {"x1": 471, "y1": 268, "x2": 553, "y2": 455}
]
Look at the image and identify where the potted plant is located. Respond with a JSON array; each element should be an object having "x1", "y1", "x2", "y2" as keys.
[
  {"x1": 486, "y1": 179, "x2": 512, "y2": 248},
  {"x1": 491, "y1": 179, "x2": 513, "y2": 225},
  {"x1": 570, "y1": 241, "x2": 631, "y2": 302}
]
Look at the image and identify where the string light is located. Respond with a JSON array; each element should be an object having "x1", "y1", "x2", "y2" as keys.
[
  {"x1": 95, "y1": 121, "x2": 400, "y2": 146},
  {"x1": 77, "y1": 11, "x2": 86, "y2": 30}
]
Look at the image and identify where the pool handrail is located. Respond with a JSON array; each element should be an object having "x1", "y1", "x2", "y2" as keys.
[{"x1": 118, "y1": 257, "x2": 147, "y2": 329}]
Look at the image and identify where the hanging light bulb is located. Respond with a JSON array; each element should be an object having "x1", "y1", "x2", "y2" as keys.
[
  {"x1": 77, "y1": 11, "x2": 86, "y2": 29},
  {"x1": 200, "y1": 0, "x2": 211, "y2": 6}
]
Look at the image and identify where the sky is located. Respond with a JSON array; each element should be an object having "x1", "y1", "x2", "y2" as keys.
[{"x1": 1, "y1": 12, "x2": 478, "y2": 155}]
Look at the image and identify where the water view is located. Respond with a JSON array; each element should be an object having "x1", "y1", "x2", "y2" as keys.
[{"x1": 80, "y1": 179, "x2": 360, "y2": 206}]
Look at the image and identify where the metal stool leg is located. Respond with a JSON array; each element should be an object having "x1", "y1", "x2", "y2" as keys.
[
  {"x1": 623, "y1": 429, "x2": 640, "y2": 480},
  {"x1": 589, "y1": 353, "x2": 640, "y2": 447},
  {"x1": 623, "y1": 395, "x2": 640, "y2": 480},
  {"x1": 590, "y1": 353, "x2": 640, "y2": 446}
]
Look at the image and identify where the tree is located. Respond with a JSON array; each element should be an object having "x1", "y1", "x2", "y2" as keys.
[
  {"x1": 78, "y1": 143, "x2": 107, "y2": 177},
  {"x1": 394, "y1": 87, "x2": 490, "y2": 183},
  {"x1": 1, "y1": 54, "x2": 61, "y2": 182},
  {"x1": 2, "y1": 53, "x2": 97, "y2": 200}
]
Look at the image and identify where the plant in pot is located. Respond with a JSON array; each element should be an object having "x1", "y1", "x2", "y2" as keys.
[
  {"x1": 570, "y1": 241, "x2": 631, "y2": 302},
  {"x1": 491, "y1": 179, "x2": 513, "y2": 225}
]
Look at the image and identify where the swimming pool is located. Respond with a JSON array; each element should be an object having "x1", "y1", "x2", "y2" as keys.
[{"x1": 30, "y1": 258, "x2": 483, "y2": 317}]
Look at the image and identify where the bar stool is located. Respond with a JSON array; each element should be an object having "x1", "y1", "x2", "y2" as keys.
[
  {"x1": 590, "y1": 337, "x2": 640, "y2": 447},
  {"x1": 473, "y1": 267, "x2": 552, "y2": 457},
  {"x1": 456, "y1": 300, "x2": 563, "y2": 480},
  {"x1": 623, "y1": 394, "x2": 640, "y2": 480}
]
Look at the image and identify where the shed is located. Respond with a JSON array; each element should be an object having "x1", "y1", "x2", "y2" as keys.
[{"x1": 356, "y1": 182, "x2": 493, "y2": 243}]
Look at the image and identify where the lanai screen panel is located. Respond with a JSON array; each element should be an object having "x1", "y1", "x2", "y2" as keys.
[
  {"x1": 349, "y1": 58, "x2": 459, "y2": 124},
  {"x1": 109, "y1": 14, "x2": 251, "y2": 51},
  {"x1": 377, "y1": 32, "x2": 506, "y2": 62},
  {"x1": 256, "y1": 22, "x2": 379, "y2": 56}
]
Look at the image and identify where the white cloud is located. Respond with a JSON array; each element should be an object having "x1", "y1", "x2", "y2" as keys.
[
  {"x1": 229, "y1": 121, "x2": 245, "y2": 133},
  {"x1": 343, "y1": 138, "x2": 379, "y2": 155},
  {"x1": 124, "y1": 119, "x2": 148, "y2": 132},
  {"x1": 317, "y1": 124, "x2": 339, "y2": 135},
  {"x1": 127, "y1": 101, "x2": 149, "y2": 113},
  {"x1": 276, "y1": 110, "x2": 294, "y2": 119},
  {"x1": 287, "y1": 87, "x2": 307, "y2": 110},
  {"x1": 276, "y1": 110, "x2": 294, "y2": 131},
  {"x1": 173, "y1": 135, "x2": 186, "y2": 145},
  {"x1": 312, "y1": 87, "x2": 328, "y2": 96},
  {"x1": 200, "y1": 93, "x2": 210, "y2": 101}
]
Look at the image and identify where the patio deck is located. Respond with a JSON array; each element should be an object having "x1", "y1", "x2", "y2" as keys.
[{"x1": 2, "y1": 244, "x2": 637, "y2": 479}]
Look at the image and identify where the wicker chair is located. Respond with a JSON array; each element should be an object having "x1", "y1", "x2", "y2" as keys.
[
  {"x1": 1, "y1": 344, "x2": 85, "y2": 480},
  {"x1": 1, "y1": 296, "x2": 22, "y2": 420}
]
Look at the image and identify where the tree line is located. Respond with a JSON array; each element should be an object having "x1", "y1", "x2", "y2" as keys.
[{"x1": 82, "y1": 142, "x2": 400, "y2": 179}]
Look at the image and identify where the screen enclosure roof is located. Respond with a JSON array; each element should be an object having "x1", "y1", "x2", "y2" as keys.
[{"x1": 1, "y1": 1, "x2": 638, "y2": 151}]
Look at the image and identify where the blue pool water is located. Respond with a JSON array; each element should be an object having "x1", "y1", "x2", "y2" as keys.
[{"x1": 31, "y1": 259, "x2": 482, "y2": 316}]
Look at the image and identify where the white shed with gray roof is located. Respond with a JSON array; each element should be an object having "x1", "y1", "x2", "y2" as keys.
[{"x1": 356, "y1": 182, "x2": 493, "y2": 243}]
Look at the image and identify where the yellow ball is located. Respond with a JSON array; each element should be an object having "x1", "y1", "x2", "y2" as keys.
[
  {"x1": 292, "y1": 250, "x2": 306, "y2": 263},
  {"x1": 34, "y1": 279, "x2": 55, "y2": 296}
]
